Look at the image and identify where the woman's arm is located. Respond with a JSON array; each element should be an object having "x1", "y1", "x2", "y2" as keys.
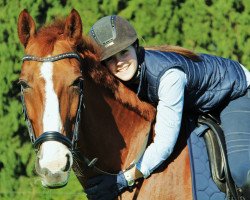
[{"x1": 125, "y1": 68, "x2": 187, "y2": 179}]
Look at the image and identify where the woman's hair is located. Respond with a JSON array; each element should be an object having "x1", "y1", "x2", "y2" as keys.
[{"x1": 145, "y1": 45, "x2": 201, "y2": 61}]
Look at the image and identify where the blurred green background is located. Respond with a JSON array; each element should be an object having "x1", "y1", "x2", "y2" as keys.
[{"x1": 0, "y1": 0, "x2": 250, "y2": 199}]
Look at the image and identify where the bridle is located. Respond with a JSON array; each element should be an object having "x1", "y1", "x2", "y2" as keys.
[
  {"x1": 20, "y1": 51, "x2": 117, "y2": 175},
  {"x1": 20, "y1": 52, "x2": 109, "y2": 174},
  {"x1": 21, "y1": 52, "x2": 84, "y2": 152},
  {"x1": 21, "y1": 51, "x2": 123, "y2": 176}
]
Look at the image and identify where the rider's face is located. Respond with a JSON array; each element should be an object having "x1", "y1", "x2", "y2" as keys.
[{"x1": 104, "y1": 46, "x2": 138, "y2": 81}]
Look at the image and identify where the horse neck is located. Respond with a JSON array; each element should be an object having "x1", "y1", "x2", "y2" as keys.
[{"x1": 77, "y1": 77, "x2": 152, "y2": 174}]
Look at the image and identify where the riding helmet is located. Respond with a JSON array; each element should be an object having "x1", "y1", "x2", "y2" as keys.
[{"x1": 89, "y1": 15, "x2": 138, "y2": 61}]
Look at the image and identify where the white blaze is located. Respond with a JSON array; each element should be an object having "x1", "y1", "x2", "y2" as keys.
[
  {"x1": 39, "y1": 61, "x2": 72, "y2": 177},
  {"x1": 40, "y1": 62, "x2": 62, "y2": 132}
]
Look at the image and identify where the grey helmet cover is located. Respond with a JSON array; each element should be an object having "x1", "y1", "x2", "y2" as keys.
[{"x1": 89, "y1": 15, "x2": 138, "y2": 61}]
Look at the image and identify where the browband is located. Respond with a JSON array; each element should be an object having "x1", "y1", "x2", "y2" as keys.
[{"x1": 22, "y1": 52, "x2": 83, "y2": 62}]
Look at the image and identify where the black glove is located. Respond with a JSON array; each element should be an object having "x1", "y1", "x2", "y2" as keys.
[{"x1": 85, "y1": 171, "x2": 128, "y2": 200}]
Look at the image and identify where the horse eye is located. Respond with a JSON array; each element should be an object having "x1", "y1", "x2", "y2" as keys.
[
  {"x1": 18, "y1": 80, "x2": 30, "y2": 89},
  {"x1": 71, "y1": 78, "x2": 83, "y2": 88}
]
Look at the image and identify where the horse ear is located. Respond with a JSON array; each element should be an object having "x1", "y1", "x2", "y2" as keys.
[
  {"x1": 64, "y1": 9, "x2": 83, "y2": 44},
  {"x1": 18, "y1": 9, "x2": 36, "y2": 47}
]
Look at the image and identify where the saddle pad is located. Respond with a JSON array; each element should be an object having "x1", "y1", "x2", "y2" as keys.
[{"x1": 187, "y1": 129, "x2": 227, "y2": 200}]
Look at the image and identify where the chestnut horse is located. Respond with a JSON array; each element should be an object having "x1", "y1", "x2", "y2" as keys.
[{"x1": 17, "y1": 9, "x2": 192, "y2": 199}]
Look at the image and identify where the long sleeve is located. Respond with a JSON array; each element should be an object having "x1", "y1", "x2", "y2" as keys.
[{"x1": 136, "y1": 68, "x2": 187, "y2": 177}]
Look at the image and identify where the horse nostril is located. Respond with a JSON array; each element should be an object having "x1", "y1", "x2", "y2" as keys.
[
  {"x1": 41, "y1": 167, "x2": 49, "y2": 176},
  {"x1": 62, "y1": 153, "x2": 71, "y2": 172}
]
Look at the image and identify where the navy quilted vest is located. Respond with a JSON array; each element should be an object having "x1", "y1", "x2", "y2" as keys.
[{"x1": 137, "y1": 50, "x2": 248, "y2": 112}]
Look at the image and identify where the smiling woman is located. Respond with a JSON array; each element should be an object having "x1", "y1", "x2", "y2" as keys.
[{"x1": 104, "y1": 46, "x2": 138, "y2": 81}]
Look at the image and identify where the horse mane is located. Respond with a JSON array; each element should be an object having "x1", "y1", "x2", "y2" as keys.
[
  {"x1": 31, "y1": 19, "x2": 65, "y2": 55},
  {"x1": 32, "y1": 19, "x2": 98, "y2": 57},
  {"x1": 145, "y1": 45, "x2": 201, "y2": 61}
]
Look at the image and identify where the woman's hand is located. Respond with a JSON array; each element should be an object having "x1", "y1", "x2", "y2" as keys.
[{"x1": 85, "y1": 171, "x2": 128, "y2": 200}]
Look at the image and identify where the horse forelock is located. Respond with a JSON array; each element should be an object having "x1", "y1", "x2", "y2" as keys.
[{"x1": 25, "y1": 19, "x2": 64, "y2": 56}]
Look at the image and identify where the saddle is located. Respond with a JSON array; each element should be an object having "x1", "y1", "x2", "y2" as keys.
[{"x1": 198, "y1": 114, "x2": 243, "y2": 200}]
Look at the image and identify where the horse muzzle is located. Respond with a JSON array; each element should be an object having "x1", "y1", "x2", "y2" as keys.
[
  {"x1": 40, "y1": 170, "x2": 70, "y2": 188},
  {"x1": 35, "y1": 133, "x2": 73, "y2": 188}
]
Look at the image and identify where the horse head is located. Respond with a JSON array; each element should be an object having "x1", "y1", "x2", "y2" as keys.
[{"x1": 17, "y1": 9, "x2": 88, "y2": 188}]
